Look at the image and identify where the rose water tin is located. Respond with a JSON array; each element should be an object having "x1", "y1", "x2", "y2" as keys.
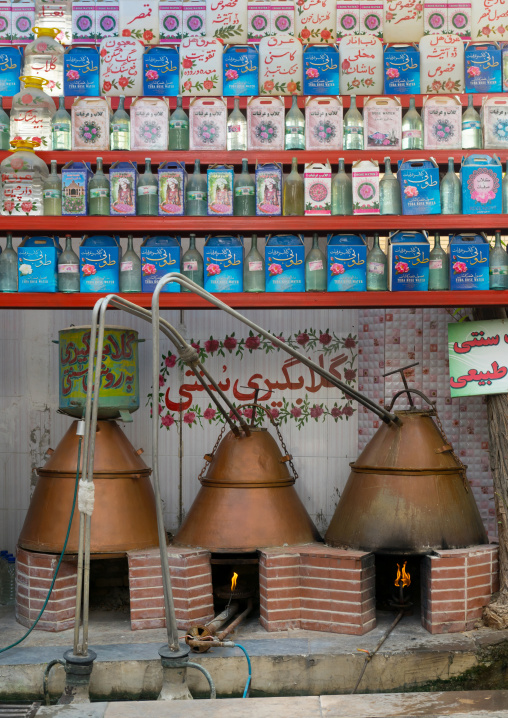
[
  {"x1": 180, "y1": 36, "x2": 223, "y2": 95},
  {"x1": 423, "y1": 2, "x2": 447, "y2": 35},
  {"x1": 143, "y1": 46, "x2": 179, "y2": 96},
  {"x1": 359, "y1": 1, "x2": 382, "y2": 38},
  {"x1": 255, "y1": 162, "x2": 282, "y2": 216},
  {"x1": 160, "y1": 1, "x2": 182, "y2": 44},
  {"x1": 465, "y1": 42, "x2": 502, "y2": 94},
  {"x1": 461, "y1": 154, "x2": 502, "y2": 216},
  {"x1": 305, "y1": 96, "x2": 342, "y2": 150},
  {"x1": 259, "y1": 33, "x2": 303, "y2": 95},
  {"x1": 64, "y1": 46, "x2": 100, "y2": 96},
  {"x1": 119, "y1": 0, "x2": 159, "y2": 45},
  {"x1": 11, "y1": 1, "x2": 35, "y2": 45},
  {"x1": 158, "y1": 161, "x2": 186, "y2": 216},
  {"x1": 0, "y1": 46, "x2": 22, "y2": 95},
  {"x1": 352, "y1": 159, "x2": 379, "y2": 215},
  {"x1": 326, "y1": 233, "x2": 367, "y2": 292},
  {"x1": 472, "y1": 1, "x2": 507, "y2": 42},
  {"x1": 223, "y1": 45, "x2": 259, "y2": 95},
  {"x1": 303, "y1": 44, "x2": 339, "y2": 95},
  {"x1": 271, "y1": 2, "x2": 294, "y2": 36},
  {"x1": 295, "y1": 0, "x2": 335, "y2": 44},
  {"x1": 0, "y1": 1, "x2": 12, "y2": 43},
  {"x1": 189, "y1": 96, "x2": 227, "y2": 151},
  {"x1": 363, "y1": 96, "x2": 401, "y2": 151},
  {"x1": 79, "y1": 234, "x2": 119, "y2": 293},
  {"x1": 95, "y1": 1, "x2": 119, "y2": 41},
  {"x1": 247, "y1": 96, "x2": 284, "y2": 150},
  {"x1": 109, "y1": 161, "x2": 138, "y2": 217},
  {"x1": 130, "y1": 97, "x2": 169, "y2": 151},
  {"x1": 61, "y1": 161, "x2": 93, "y2": 216},
  {"x1": 448, "y1": 2, "x2": 471, "y2": 40},
  {"x1": 247, "y1": 2, "x2": 271, "y2": 43},
  {"x1": 339, "y1": 33, "x2": 383, "y2": 95},
  {"x1": 207, "y1": 164, "x2": 234, "y2": 217},
  {"x1": 72, "y1": 96, "x2": 110, "y2": 151},
  {"x1": 99, "y1": 37, "x2": 143, "y2": 96},
  {"x1": 265, "y1": 233, "x2": 305, "y2": 292},
  {"x1": 420, "y1": 33, "x2": 464, "y2": 94},
  {"x1": 449, "y1": 233, "x2": 489, "y2": 291},
  {"x1": 388, "y1": 230, "x2": 430, "y2": 292},
  {"x1": 384, "y1": 44, "x2": 420, "y2": 95},
  {"x1": 423, "y1": 95, "x2": 462, "y2": 150},
  {"x1": 483, "y1": 96, "x2": 508, "y2": 149},
  {"x1": 383, "y1": 0, "x2": 424, "y2": 43},
  {"x1": 304, "y1": 161, "x2": 332, "y2": 215},
  {"x1": 336, "y1": 1, "x2": 359, "y2": 39},
  {"x1": 140, "y1": 235, "x2": 181, "y2": 293},
  {"x1": 203, "y1": 234, "x2": 244, "y2": 293},
  {"x1": 18, "y1": 235, "x2": 60, "y2": 292},
  {"x1": 399, "y1": 158, "x2": 441, "y2": 215},
  {"x1": 72, "y1": 1, "x2": 96, "y2": 44}
]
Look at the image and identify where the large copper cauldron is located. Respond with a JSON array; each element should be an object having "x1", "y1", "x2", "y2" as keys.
[
  {"x1": 174, "y1": 426, "x2": 321, "y2": 552},
  {"x1": 325, "y1": 403, "x2": 488, "y2": 555},
  {"x1": 18, "y1": 420, "x2": 159, "y2": 554}
]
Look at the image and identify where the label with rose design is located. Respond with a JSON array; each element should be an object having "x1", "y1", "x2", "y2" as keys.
[
  {"x1": 383, "y1": 0, "x2": 423, "y2": 43},
  {"x1": 271, "y1": 2, "x2": 295, "y2": 36},
  {"x1": 303, "y1": 44, "x2": 339, "y2": 95},
  {"x1": 265, "y1": 234, "x2": 305, "y2": 292},
  {"x1": 352, "y1": 159, "x2": 379, "y2": 215},
  {"x1": 23, "y1": 31, "x2": 65, "y2": 96},
  {"x1": 472, "y1": 0, "x2": 507, "y2": 42},
  {"x1": 223, "y1": 45, "x2": 259, "y2": 95},
  {"x1": 79, "y1": 235, "x2": 119, "y2": 293},
  {"x1": 119, "y1": 0, "x2": 159, "y2": 44},
  {"x1": 384, "y1": 44, "x2": 420, "y2": 94},
  {"x1": 158, "y1": 161, "x2": 186, "y2": 216},
  {"x1": 160, "y1": 2, "x2": 182, "y2": 43},
  {"x1": 64, "y1": 46, "x2": 100, "y2": 96},
  {"x1": 34, "y1": 0, "x2": 72, "y2": 45},
  {"x1": 99, "y1": 37, "x2": 143, "y2": 95},
  {"x1": 72, "y1": 2, "x2": 96, "y2": 44},
  {"x1": 248, "y1": 96, "x2": 284, "y2": 149},
  {"x1": 110, "y1": 162, "x2": 138, "y2": 216},
  {"x1": 247, "y1": 3, "x2": 271, "y2": 42},
  {"x1": 305, "y1": 96, "x2": 342, "y2": 150},
  {"x1": 0, "y1": 47, "x2": 22, "y2": 95},
  {"x1": 96, "y1": 3, "x2": 119, "y2": 42},
  {"x1": 203, "y1": 235, "x2": 244, "y2": 293},
  {"x1": 449, "y1": 233, "x2": 490, "y2": 291},
  {"x1": 423, "y1": 1, "x2": 447, "y2": 35},
  {"x1": 182, "y1": 1, "x2": 206, "y2": 38},
  {"x1": 304, "y1": 162, "x2": 331, "y2": 215},
  {"x1": 140, "y1": 236, "x2": 181, "y2": 293},
  {"x1": 336, "y1": 1, "x2": 359, "y2": 40},
  {"x1": 207, "y1": 165, "x2": 234, "y2": 216},
  {"x1": 461, "y1": 155, "x2": 502, "y2": 215},
  {"x1": 189, "y1": 96, "x2": 227, "y2": 149},
  {"x1": 206, "y1": 0, "x2": 247, "y2": 43},
  {"x1": 388, "y1": 231, "x2": 430, "y2": 292},
  {"x1": 448, "y1": 2, "x2": 471, "y2": 40},
  {"x1": 359, "y1": 1, "x2": 382, "y2": 38},
  {"x1": 71, "y1": 96, "x2": 111, "y2": 150},
  {"x1": 339, "y1": 33, "x2": 383, "y2": 95},
  {"x1": 131, "y1": 97, "x2": 169, "y2": 150},
  {"x1": 259, "y1": 33, "x2": 303, "y2": 94},
  {"x1": 143, "y1": 46, "x2": 179, "y2": 95},
  {"x1": 327, "y1": 234, "x2": 367, "y2": 292},
  {"x1": 363, "y1": 95, "x2": 401, "y2": 150},
  {"x1": 399, "y1": 158, "x2": 441, "y2": 215},
  {"x1": 465, "y1": 41, "x2": 502, "y2": 93},
  {"x1": 423, "y1": 95, "x2": 461, "y2": 150},
  {"x1": 18, "y1": 236, "x2": 59, "y2": 292},
  {"x1": 483, "y1": 96, "x2": 508, "y2": 149},
  {"x1": 180, "y1": 36, "x2": 223, "y2": 94},
  {"x1": 0, "y1": 3, "x2": 12, "y2": 45},
  {"x1": 295, "y1": 0, "x2": 335, "y2": 43},
  {"x1": 11, "y1": 4, "x2": 35, "y2": 45},
  {"x1": 420, "y1": 33, "x2": 464, "y2": 93}
]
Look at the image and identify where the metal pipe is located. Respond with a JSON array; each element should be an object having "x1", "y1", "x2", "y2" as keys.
[
  {"x1": 217, "y1": 599, "x2": 254, "y2": 641},
  {"x1": 205, "y1": 602, "x2": 240, "y2": 635}
]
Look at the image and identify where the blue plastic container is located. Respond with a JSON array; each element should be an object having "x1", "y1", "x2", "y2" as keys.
[
  {"x1": 18, "y1": 236, "x2": 61, "y2": 292},
  {"x1": 64, "y1": 46, "x2": 100, "y2": 96},
  {"x1": 449, "y1": 233, "x2": 490, "y2": 291},
  {"x1": 79, "y1": 235, "x2": 120, "y2": 293},
  {"x1": 388, "y1": 230, "x2": 430, "y2": 291},
  {"x1": 143, "y1": 47, "x2": 179, "y2": 96},
  {"x1": 265, "y1": 234, "x2": 305, "y2": 292},
  {"x1": 327, "y1": 234, "x2": 367, "y2": 292},
  {"x1": 204, "y1": 235, "x2": 244, "y2": 293},
  {"x1": 140, "y1": 235, "x2": 181, "y2": 293}
]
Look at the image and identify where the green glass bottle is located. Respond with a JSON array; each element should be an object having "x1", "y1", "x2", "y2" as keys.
[
  {"x1": 137, "y1": 158, "x2": 158, "y2": 216},
  {"x1": 120, "y1": 234, "x2": 141, "y2": 293},
  {"x1": 366, "y1": 233, "x2": 387, "y2": 291},
  {"x1": 186, "y1": 159, "x2": 207, "y2": 216},
  {"x1": 0, "y1": 96, "x2": 9, "y2": 151},
  {"x1": 380, "y1": 157, "x2": 402, "y2": 215},
  {"x1": 88, "y1": 157, "x2": 110, "y2": 216},
  {"x1": 0, "y1": 233, "x2": 18, "y2": 292},
  {"x1": 234, "y1": 158, "x2": 256, "y2": 216},
  {"x1": 428, "y1": 232, "x2": 449, "y2": 290},
  {"x1": 331, "y1": 158, "x2": 353, "y2": 215},
  {"x1": 441, "y1": 157, "x2": 462, "y2": 215},
  {"x1": 227, "y1": 96, "x2": 247, "y2": 151},
  {"x1": 503, "y1": 161, "x2": 508, "y2": 213},
  {"x1": 51, "y1": 96, "x2": 71, "y2": 150},
  {"x1": 57, "y1": 234, "x2": 80, "y2": 293},
  {"x1": 43, "y1": 160, "x2": 62, "y2": 215},
  {"x1": 244, "y1": 234, "x2": 265, "y2": 293},
  {"x1": 283, "y1": 157, "x2": 304, "y2": 216},
  {"x1": 489, "y1": 231, "x2": 508, "y2": 290},
  {"x1": 343, "y1": 95, "x2": 363, "y2": 151},
  {"x1": 305, "y1": 234, "x2": 326, "y2": 292},
  {"x1": 110, "y1": 96, "x2": 130, "y2": 150},
  {"x1": 169, "y1": 95, "x2": 189, "y2": 151},
  {"x1": 462, "y1": 95, "x2": 482, "y2": 150},
  {"x1": 285, "y1": 95, "x2": 305, "y2": 151},
  {"x1": 182, "y1": 234, "x2": 204, "y2": 291},
  {"x1": 401, "y1": 96, "x2": 424, "y2": 151}
]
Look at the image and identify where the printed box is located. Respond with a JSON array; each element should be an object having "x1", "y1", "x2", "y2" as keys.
[
  {"x1": 143, "y1": 46, "x2": 179, "y2": 96},
  {"x1": 363, "y1": 96, "x2": 402, "y2": 151},
  {"x1": 247, "y1": 2, "x2": 271, "y2": 43},
  {"x1": 18, "y1": 236, "x2": 60, "y2": 292},
  {"x1": 141, "y1": 236, "x2": 181, "y2": 293},
  {"x1": 130, "y1": 97, "x2": 169, "y2": 151},
  {"x1": 79, "y1": 235, "x2": 119, "y2": 293},
  {"x1": 388, "y1": 231, "x2": 430, "y2": 292},
  {"x1": 265, "y1": 234, "x2": 305, "y2": 292},
  {"x1": 420, "y1": 33, "x2": 464, "y2": 93},
  {"x1": 359, "y1": 1, "x2": 382, "y2": 38},
  {"x1": 71, "y1": 96, "x2": 110, "y2": 151},
  {"x1": 0, "y1": 46, "x2": 22, "y2": 95},
  {"x1": 158, "y1": 161, "x2": 186, "y2": 216},
  {"x1": 271, "y1": 2, "x2": 294, "y2": 36},
  {"x1": 207, "y1": 164, "x2": 234, "y2": 217},
  {"x1": 465, "y1": 42, "x2": 502, "y2": 94},
  {"x1": 11, "y1": 1, "x2": 34, "y2": 44},
  {"x1": 119, "y1": 0, "x2": 159, "y2": 45},
  {"x1": 255, "y1": 163, "x2": 282, "y2": 216},
  {"x1": 423, "y1": 95, "x2": 462, "y2": 150},
  {"x1": 160, "y1": 1, "x2": 182, "y2": 43},
  {"x1": 424, "y1": 2, "x2": 447, "y2": 34},
  {"x1": 223, "y1": 45, "x2": 259, "y2": 96},
  {"x1": 399, "y1": 158, "x2": 441, "y2": 215},
  {"x1": 0, "y1": 2, "x2": 12, "y2": 43},
  {"x1": 99, "y1": 37, "x2": 143, "y2": 96},
  {"x1": 483, "y1": 96, "x2": 508, "y2": 149},
  {"x1": 305, "y1": 96, "x2": 342, "y2": 151},
  {"x1": 72, "y1": 1, "x2": 96, "y2": 44},
  {"x1": 449, "y1": 233, "x2": 490, "y2": 290},
  {"x1": 352, "y1": 159, "x2": 379, "y2": 215},
  {"x1": 61, "y1": 161, "x2": 93, "y2": 217},
  {"x1": 95, "y1": 1, "x2": 119, "y2": 41},
  {"x1": 339, "y1": 34, "x2": 383, "y2": 95},
  {"x1": 259, "y1": 33, "x2": 302, "y2": 95},
  {"x1": 204, "y1": 235, "x2": 244, "y2": 293},
  {"x1": 327, "y1": 233, "x2": 367, "y2": 292},
  {"x1": 337, "y1": 1, "x2": 359, "y2": 39},
  {"x1": 182, "y1": 1, "x2": 206, "y2": 38},
  {"x1": 247, "y1": 96, "x2": 284, "y2": 150},
  {"x1": 384, "y1": 44, "x2": 420, "y2": 95},
  {"x1": 64, "y1": 46, "x2": 100, "y2": 97},
  {"x1": 461, "y1": 155, "x2": 502, "y2": 216},
  {"x1": 109, "y1": 161, "x2": 138, "y2": 217},
  {"x1": 304, "y1": 162, "x2": 332, "y2": 215},
  {"x1": 189, "y1": 97, "x2": 227, "y2": 150},
  {"x1": 303, "y1": 45, "x2": 339, "y2": 96},
  {"x1": 448, "y1": 2, "x2": 471, "y2": 40}
]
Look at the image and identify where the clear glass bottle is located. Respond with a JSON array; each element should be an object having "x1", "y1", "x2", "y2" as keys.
[
  {"x1": 428, "y1": 232, "x2": 449, "y2": 290},
  {"x1": 169, "y1": 95, "x2": 189, "y2": 151},
  {"x1": 462, "y1": 94, "x2": 482, "y2": 150},
  {"x1": 401, "y1": 96, "x2": 424, "y2": 151},
  {"x1": 503, "y1": 161, "x2": 508, "y2": 214},
  {"x1": 51, "y1": 95, "x2": 71, "y2": 150},
  {"x1": 366, "y1": 233, "x2": 388, "y2": 291},
  {"x1": 186, "y1": 159, "x2": 207, "y2": 216},
  {"x1": 58, "y1": 234, "x2": 80, "y2": 292},
  {"x1": 331, "y1": 158, "x2": 353, "y2": 216},
  {"x1": 283, "y1": 157, "x2": 304, "y2": 216},
  {"x1": 88, "y1": 157, "x2": 110, "y2": 216},
  {"x1": 343, "y1": 95, "x2": 364, "y2": 151},
  {"x1": 0, "y1": 96, "x2": 10, "y2": 151},
  {"x1": 489, "y1": 231, "x2": 508, "y2": 290},
  {"x1": 120, "y1": 234, "x2": 141, "y2": 293},
  {"x1": 0, "y1": 233, "x2": 18, "y2": 292},
  {"x1": 137, "y1": 158, "x2": 158, "y2": 216},
  {"x1": 305, "y1": 233, "x2": 326, "y2": 291},
  {"x1": 441, "y1": 157, "x2": 462, "y2": 215},
  {"x1": 227, "y1": 96, "x2": 247, "y2": 151},
  {"x1": 234, "y1": 158, "x2": 256, "y2": 216},
  {"x1": 182, "y1": 233, "x2": 204, "y2": 291},
  {"x1": 22, "y1": 27, "x2": 64, "y2": 97},
  {"x1": 110, "y1": 95, "x2": 130, "y2": 151},
  {"x1": 244, "y1": 234, "x2": 265, "y2": 292},
  {"x1": 10, "y1": 76, "x2": 55, "y2": 148},
  {"x1": 1, "y1": 139, "x2": 49, "y2": 215},
  {"x1": 285, "y1": 95, "x2": 305, "y2": 151},
  {"x1": 379, "y1": 157, "x2": 402, "y2": 215},
  {"x1": 43, "y1": 159, "x2": 62, "y2": 215}
]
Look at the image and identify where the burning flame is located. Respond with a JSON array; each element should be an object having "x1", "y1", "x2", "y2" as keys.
[
  {"x1": 231, "y1": 572, "x2": 238, "y2": 592},
  {"x1": 394, "y1": 561, "x2": 411, "y2": 588}
]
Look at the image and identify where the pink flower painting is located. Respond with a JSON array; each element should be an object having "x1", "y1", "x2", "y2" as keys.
[
  {"x1": 453, "y1": 261, "x2": 468, "y2": 274},
  {"x1": 207, "y1": 263, "x2": 221, "y2": 276},
  {"x1": 268, "y1": 263, "x2": 283, "y2": 275},
  {"x1": 467, "y1": 66, "x2": 481, "y2": 78},
  {"x1": 395, "y1": 261, "x2": 409, "y2": 274},
  {"x1": 404, "y1": 185, "x2": 418, "y2": 198},
  {"x1": 386, "y1": 67, "x2": 399, "y2": 79},
  {"x1": 225, "y1": 69, "x2": 238, "y2": 80},
  {"x1": 142, "y1": 263, "x2": 157, "y2": 275},
  {"x1": 82, "y1": 263, "x2": 96, "y2": 276},
  {"x1": 331, "y1": 263, "x2": 345, "y2": 275},
  {"x1": 146, "y1": 69, "x2": 159, "y2": 80},
  {"x1": 306, "y1": 67, "x2": 319, "y2": 79},
  {"x1": 66, "y1": 69, "x2": 80, "y2": 80}
]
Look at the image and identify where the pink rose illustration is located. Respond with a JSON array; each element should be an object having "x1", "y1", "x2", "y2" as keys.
[
  {"x1": 183, "y1": 411, "x2": 196, "y2": 425},
  {"x1": 290, "y1": 406, "x2": 302, "y2": 418},
  {"x1": 21, "y1": 201, "x2": 33, "y2": 213},
  {"x1": 205, "y1": 338, "x2": 219, "y2": 353},
  {"x1": 453, "y1": 261, "x2": 468, "y2": 274},
  {"x1": 226, "y1": 69, "x2": 238, "y2": 80},
  {"x1": 203, "y1": 408, "x2": 216, "y2": 420},
  {"x1": 395, "y1": 261, "x2": 409, "y2": 274},
  {"x1": 224, "y1": 336, "x2": 237, "y2": 351},
  {"x1": 269, "y1": 263, "x2": 283, "y2": 275},
  {"x1": 345, "y1": 337, "x2": 356, "y2": 348},
  {"x1": 21, "y1": 93, "x2": 33, "y2": 105},
  {"x1": 146, "y1": 69, "x2": 159, "y2": 80},
  {"x1": 306, "y1": 67, "x2": 319, "y2": 79},
  {"x1": 432, "y1": 80, "x2": 442, "y2": 93},
  {"x1": 498, "y1": 25, "x2": 506, "y2": 35},
  {"x1": 482, "y1": 26, "x2": 491, "y2": 36},
  {"x1": 404, "y1": 185, "x2": 418, "y2": 198},
  {"x1": 245, "y1": 336, "x2": 260, "y2": 350},
  {"x1": 10, "y1": 156, "x2": 24, "y2": 170},
  {"x1": 359, "y1": 184, "x2": 374, "y2": 200},
  {"x1": 82, "y1": 263, "x2": 96, "y2": 276},
  {"x1": 161, "y1": 414, "x2": 174, "y2": 427},
  {"x1": 165, "y1": 354, "x2": 176, "y2": 368},
  {"x1": 386, "y1": 67, "x2": 399, "y2": 79},
  {"x1": 3, "y1": 200, "x2": 15, "y2": 213},
  {"x1": 445, "y1": 79, "x2": 455, "y2": 92},
  {"x1": 207, "y1": 263, "x2": 221, "y2": 276},
  {"x1": 159, "y1": 374, "x2": 165, "y2": 388},
  {"x1": 270, "y1": 408, "x2": 280, "y2": 420},
  {"x1": 319, "y1": 333, "x2": 332, "y2": 346},
  {"x1": 47, "y1": 80, "x2": 56, "y2": 90},
  {"x1": 331, "y1": 263, "x2": 345, "y2": 275},
  {"x1": 142, "y1": 263, "x2": 157, "y2": 275},
  {"x1": 183, "y1": 80, "x2": 192, "y2": 92},
  {"x1": 467, "y1": 66, "x2": 481, "y2": 77},
  {"x1": 343, "y1": 406, "x2": 354, "y2": 417},
  {"x1": 310, "y1": 405, "x2": 323, "y2": 419},
  {"x1": 296, "y1": 332, "x2": 309, "y2": 346},
  {"x1": 66, "y1": 69, "x2": 79, "y2": 80},
  {"x1": 36, "y1": 41, "x2": 48, "y2": 52}
]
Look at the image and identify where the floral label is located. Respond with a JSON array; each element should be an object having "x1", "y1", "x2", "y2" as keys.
[
  {"x1": 449, "y1": 234, "x2": 489, "y2": 290},
  {"x1": 64, "y1": 47, "x2": 100, "y2": 96},
  {"x1": 271, "y1": 2, "x2": 295, "y2": 36},
  {"x1": 158, "y1": 162, "x2": 186, "y2": 216},
  {"x1": 72, "y1": 2, "x2": 95, "y2": 44},
  {"x1": 249, "y1": 260, "x2": 263, "y2": 271},
  {"x1": 484, "y1": 100, "x2": 508, "y2": 148},
  {"x1": 295, "y1": 0, "x2": 335, "y2": 43},
  {"x1": 352, "y1": 161, "x2": 379, "y2": 215},
  {"x1": 472, "y1": 0, "x2": 508, "y2": 42},
  {"x1": 182, "y1": 2, "x2": 206, "y2": 38},
  {"x1": 424, "y1": 2, "x2": 447, "y2": 35},
  {"x1": 383, "y1": 0, "x2": 423, "y2": 43},
  {"x1": 384, "y1": 44, "x2": 420, "y2": 94},
  {"x1": 336, "y1": 2, "x2": 359, "y2": 39},
  {"x1": 96, "y1": 2, "x2": 120, "y2": 41},
  {"x1": 160, "y1": 1, "x2": 182, "y2": 43},
  {"x1": 0, "y1": 3, "x2": 12, "y2": 44},
  {"x1": 247, "y1": 3, "x2": 271, "y2": 42},
  {"x1": 303, "y1": 45, "x2": 339, "y2": 95},
  {"x1": 304, "y1": 163, "x2": 331, "y2": 215},
  {"x1": 423, "y1": 98, "x2": 461, "y2": 149},
  {"x1": 420, "y1": 33, "x2": 464, "y2": 93},
  {"x1": 359, "y1": 1, "x2": 382, "y2": 38},
  {"x1": 259, "y1": 34, "x2": 303, "y2": 94},
  {"x1": 131, "y1": 97, "x2": 169, "y2": 150},
  {"x1": 223, "y1": 44, "x2": 259, "y2": 95},
  {"x1": 207, "y1": 166, "x2": 234, "y2": 216},
  {"x1": 448, "y1": 2, "x2": 471, "y2": 40},
  {"x1": 255, "y1": 163, "x2": 282, "y2": 215},
  {"x1": 327, "y1": 234, "x2": 367, "y2": 292},
  {"x1": 180, "y1": 36, "x2": 223, "y2": 94},
  {"x1": 71, "y1": 97, "x2": 110, "y2": 150},
  {"x1": 34, "y1": 0, "x2": 72, "y2": 45},
  {"x1": 61, "y1": 165, "x2": 92, "y2": 216},
  {"x1": 363, "y1": 99, "x2": 401, "y2": 150},
  {"x1": 399, "y1": 159, "x2": 441, "y2": 215},
  {"x1": 11, "y1": 3, "x2": 35, "y2": 45},
  {"x1": 119, "y1": 0, "x2": 159, "y2": 44},
  {"x1": 206, "y1": 0, "x2": 247, "y2": 43},
  {"x1": 143, "y1": 46, "x2": 179, "y2": 95},
  {"x1": 388, "y1": 232, "x2": 430, "y2": 292},
  {"x1": 141, "y1": 239, "x2": 181, "y2": 293},
  {"x1": 99, "y1": 37, "x2": 143, "y2": 95},
  {"x1": 305, "y1": 96, "x2": 342, "y2": 150},
  {"x1": 248, "y1": 96, "x2": 284, "y2": 149},
  {"x1": 79, "y1": 240, "x2": 119, "y2": 292},
  {"x1": 339, "y1": 33, "x2": 383, "y2": 95},
  {"x1": 59, "y1": 263, "x2": 79, "y2": 273},
  {"x1": 203, "y1": 236, "x2": 244, "y2": 293},
  {"x1": 18, "y1": 241, "x2": 58, "y2": 291},
  {"x1": 465, "y1": 42, "x2": 502, "y2": 93},
  {"x1": 461, "y1": 156, "x2": 502, "y2": 214},
  {"x1": 0, "y1": 47, "x2": 23, "y2": 95},
  {"x1": 109, "y1": 163, "x2": 137, "y2": 216},
  {"x1": 265, "y1": 236, "x2": 305, "y2": 292},
  {"x1": 24, "y1": 39, "x2": 64, "y2": 96},
  {"x1": 189, "y1": 97, "x2": 227, "y2": 149},
  {"x1": 1, "y1": 165, "x2": 42, "y2": 216}
]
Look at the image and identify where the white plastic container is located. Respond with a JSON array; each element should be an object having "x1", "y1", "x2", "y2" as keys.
[
  {"x1": 383, "y1": 0, "x2": 423, "y2": 43},
  {"x1": 34, "y1": 0, "x2": 72, "y2": 45},
  {"x1": 483, "y1": 96, "x2": 508, "y2": 150},
  {"x1": 130, "y1": 97, "x2": 169, "y2": 151},
  {"x1": 180, "y1": 36, "x2": 223, "y2": 95},
  {"x1": 1, "y1": 139, "x2": 49, "y2": 216},
  {"x1": 363, "y1": 96, "x2": 401, "y2": 151},
  {"x1": 259, "y1": 33, "x2": 303, "y2": 94},
  {"x1": 339, "y1": 33, "x2": 383, "y2": 95},
  {"x1": 23, "y1": 26, "x2": 65, "y2": 96},
  {"x1": 472, "y1": 1, "x2": 506, "y2": 42},
  {"x1": 423, "y1": 95, "x2": 462, "y2": 150},
  {"x1": 420, "y1": 33, "x2": 464, "y2": 94},
  {"x1": 10, "y1": 75, "x2": 55, "y2": 149},
  {"x1": 295, "y1": 0, "x2": 336, "y2": 44},
  {"x1": 305, "y1": 96, "x2": 342, "y2": 150},
  {"x1": 189, "y1": 97, "x2": 227, "y2": 151},
  {"x1": 247, "y1": 96, "x2": 285, "y2": 150},
  {"x1": 119, "y1": 0, "x2": 159, "y2": 44},
  {"x1": 206, "y1": 0, "x2": 248, "y2": 43},
  {"x1": 99, "y1": 37, "x2": 144, "y2": 96},
  {"x1": 71, "y1": 96, "x2": 110, "y2": 150}
]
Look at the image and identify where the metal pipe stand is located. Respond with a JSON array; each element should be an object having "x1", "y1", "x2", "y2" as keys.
[
  {"x1": 57, "y1": 649, "x2": 97, "y2": 705},
  {"x1": 158, "y1": 646, "x2": 193, "y2": 701}
]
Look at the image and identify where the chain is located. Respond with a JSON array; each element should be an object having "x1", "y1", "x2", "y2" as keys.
[
  {"x1": 198, "y1": 421, "x2": 227, "y2": 481},
  {"x1": 273, "y1": 420, "x2": 299, "y2": 482},
  {"x1": 433, "y1": 409, "x2": 469, "y2": 492}
]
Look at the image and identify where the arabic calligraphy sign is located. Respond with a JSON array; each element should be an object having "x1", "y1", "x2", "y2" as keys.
[{"x1": 448, "y1": 319, "x2": 508, "y2": 398}]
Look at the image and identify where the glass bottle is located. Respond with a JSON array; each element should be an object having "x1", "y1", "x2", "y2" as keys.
[
  {"x1": 285, "y1": 95, "x2": 305, "y2": 151},
  {"x1": 110, "y1": 96, "x2": 130, "y2": 151},
  {"x1": 186, "y1": 159, "x2": 207, "y2": 216},
  {"x1": 343, "y1": 95, "x2": 364, "y2": 151},
  {"x1": 234, "y1": 158, "x2": 256, "y2": 216},
  {"x1": 462, "y1": 95, "x2": 482, "y2": 150},
  {"x1": 305, "y1": 233, "x2": 326, "y2": 291},
  {"x1": 182, "y1": 233, "x2": 204, "y2": 291},
  {"x1": 22, "y1": 27, "x2": 64, "y2": 97},
  {"x1": 169, "y1": 95, "x2": 189, "y2": 151},
  {"x1": 379, "y1": 157, "x2": 402, "y2": 215},
  {"x1": 366, "y1": 233, "x2": 388, "y2": 291},
  {"x1": 331, "y1": 158, "x2": 353, "y2": 215},
  {"x1": 244, "y1": 234, "x2": 265, "y2": 292},
  {"x1": 43, "y1": 159, "x2": 62, "y2": 215},
  {"x1": 88, "y1": 157, "x2": 110, "y2": 216},
  {"x1": 0, "y1": 233, "x2": 18, "y2": 292},
  {"x1": 428, "y1": 232, "x2": 449, "y2": 290},
  {"x1": 58, "y1": 234, "x2": 80, "y2": 293},
  {"x1": 441, "y1": 157, "x2": 462, "y2": 215},
  {"x1": 401, "y1": 96, "x2": 424, "y2": 151},
  {"x1": 1, "y1": 139, "x2": 49, "y2": 215},
  {"x1": 283, "y1": 157, "x2": 304, "y2": 216},
  {"x1": 503, "y1": 161, "x2": 508, "y2": 214},
  {"x1": 227, "y1": 96, "x2": 247, "y2": 152},
  {"x1": 51, "y1": 96, "x2": 71, "y2": 150},
  {"x1": 489, "y1": 231, "x2": 508, "y2": 290},
  {"x1": 0, "y1": 96, "x2": 10, "y2": 151},
  {"x1": 10, "y1": 76, "x2": 55, "y2": 148},
  {"x1": 120, "y1": 234, "x2": 142, "y2": 293},
  {"x1": 137, "y1": 158, "x2": 158, "y2": 216}
]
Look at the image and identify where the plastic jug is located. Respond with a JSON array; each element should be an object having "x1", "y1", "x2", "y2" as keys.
[
  {"x1": 1, "y1": 139, "x2": 49, "y2": 216},
  {"x1": 23, "y1": 27, "x2": 64, "y2": 96},
  {"x1": 10, "y1": 75, "x2": 55, "y2": 149}
]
